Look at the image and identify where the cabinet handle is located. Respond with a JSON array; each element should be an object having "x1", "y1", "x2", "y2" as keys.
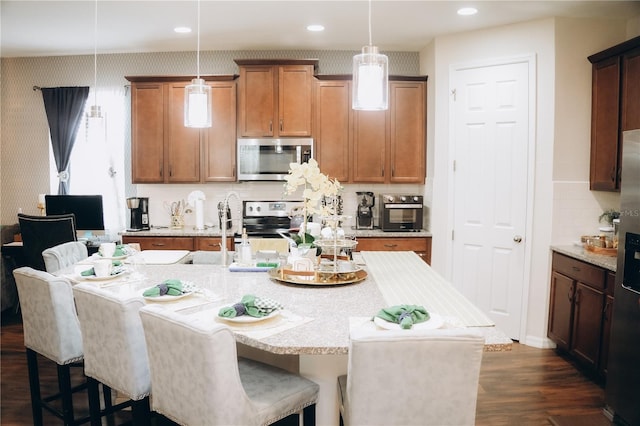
[
  {"x1": 603, "y1": 300, "x2": 611, "y2": 318},
  {"x1": 280, "y1": 119, "x2": 283, "y2": 132},
  {"x1": 567, "y1": 290, "x2": 573, "y2": 302},
  {"x1": 392, "y1": 167, "x2": 395, "y2": 177},
  {"x1": 384, "y1": 244, "x2": 398, "y2": 248},
  {"x1": 574, "y1": 288, "x2": 581, "y2": 305},
  {"x1": 152, "y1": 243, "x2": 166, "y2": 247},
  {"x1": 381, "y1": 167, "x2": 384, "y2": 177},
  {"x1": 269, "y1": 120, "x2": 273, "y2": 133},
  {"x1": 160, "y1": 166, "x2": 163, "y2": 178},
  {"x1": 611, "y1": 167, "x2": 616, "y2": 183},
  {"x1": 572, "y1": 266, "x2": 581, "y2": 272},
  {"x1": 169, "y1": 165, "x2": 173, "y2": 177}
]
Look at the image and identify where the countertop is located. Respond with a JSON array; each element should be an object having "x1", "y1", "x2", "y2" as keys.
[
  {"x1": 119, "y1": 227, "x2": 432, "y2": 238},
  {"x1": 62, "y1": 251, "x2": 509, "y2": 354},
  {"x1": 551, "y1": 244, "x2": 618, "y2": 272}
]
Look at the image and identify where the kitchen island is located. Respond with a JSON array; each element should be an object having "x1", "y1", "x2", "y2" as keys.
[{"x1": 65, "y1": 250, "x2": 508, "y2": 425}]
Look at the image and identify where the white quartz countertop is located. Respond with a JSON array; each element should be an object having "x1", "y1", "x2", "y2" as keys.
[
  {"x1": 63, "y1": 251, "x2": 509, "y2": 354},
  {"x1": 551, "y1": 245, "x2": 617, "y2": 272}
]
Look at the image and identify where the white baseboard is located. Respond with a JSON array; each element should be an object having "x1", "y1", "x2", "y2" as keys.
[{"x1": 520, "y1": 335, "x2": 556, "y2": 349}]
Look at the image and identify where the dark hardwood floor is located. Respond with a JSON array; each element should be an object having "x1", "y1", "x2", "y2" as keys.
[{"x1": 2, "y1": 309, "x2": 609, "y2": 426}]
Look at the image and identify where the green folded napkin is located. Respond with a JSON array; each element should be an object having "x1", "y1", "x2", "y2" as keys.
[
  {"x1": 99, "y1": 245, "x2": 127, "y2": 257},
  {"x1": 218, "y1": 294, "x2": 283, "y2": 318},
  {"x1": 143, "y1": 279, "x2": 183, "y2": 297},
  {"x1": 375, "y1": 305, "x2": 430, "y2": 329}
]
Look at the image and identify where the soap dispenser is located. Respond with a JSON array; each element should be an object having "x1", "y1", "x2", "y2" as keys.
[{"x1": 240, "y1": 228, "x2": 252, "y2": 266}]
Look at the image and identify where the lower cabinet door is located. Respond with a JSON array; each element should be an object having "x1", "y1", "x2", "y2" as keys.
[
  {"x1": 571, "y1": 282, "x2": 604, "y2": 369},
  {"x1": 548, "y1": 271, "x2": 574, "y2": 351}
]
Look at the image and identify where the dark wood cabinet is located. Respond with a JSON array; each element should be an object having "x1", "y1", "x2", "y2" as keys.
[
  {"x1": 127, "y1": 76, "x2": 237, "y2": 183},
  {"x1": 548, "y1": 252, "x2": 615, "y2": 379},
  {"x1": 236, "y1": 59, "x2": 317, "y2": 138},
  {"x1": 588, "y1": 36, "x2": 640, "y2": 191}
]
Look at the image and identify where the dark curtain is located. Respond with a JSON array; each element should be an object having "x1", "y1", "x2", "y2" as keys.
[{"x1": 41, "y1": 86, "x2": 90, "y2": 194}]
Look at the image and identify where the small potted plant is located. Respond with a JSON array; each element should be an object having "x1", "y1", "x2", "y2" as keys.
[{"x1": 599, "y1": 209, "x2": 620, "y2": 226}]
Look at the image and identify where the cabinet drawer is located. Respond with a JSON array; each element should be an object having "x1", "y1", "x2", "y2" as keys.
[
  {"x1": 122, "y1": 236, "x2": 194, "y2": 251},
  {"x1": 195, "y1": 237, "x2": 233, "y2": 251},
  {"x1": 552, "y1": 252, "x2": 606, "y2": 290},
  {"x1": 357, "y1": 237, "x2": 429, "y2": 252}
]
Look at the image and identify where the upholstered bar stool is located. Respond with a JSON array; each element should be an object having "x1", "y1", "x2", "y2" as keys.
[
  {"x1": 338, "y1": 325, "x2": 485, "y2": 426},
  {"x1": 139, "y1": 304, "x2": 319, "y2": 426},
  {"x1": 72, "y1": 283, "x2": 152, "y2": 426},
  {"x1": 43, "y1": 241, "x2": 89, "y2": 273},
  {"x1": 13, "y1": 267, "x2": 104, "y2": 425}
]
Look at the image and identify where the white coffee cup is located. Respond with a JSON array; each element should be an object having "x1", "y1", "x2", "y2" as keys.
[
  {"x1": 93, "y1": 259, "x2": 112, "y2": 278},
  {"x1": 99, "y1": 242, "x2": 116, "y2": 258}
]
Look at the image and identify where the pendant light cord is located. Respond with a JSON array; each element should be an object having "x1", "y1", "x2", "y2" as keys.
[
  {"x1": 368, "y1": 0, "x2": 372, "y2": 47},
  {"x1": 93, "y1": 0, "x2": 98, "y2": 106},
  {"x1": 196, "y1": 0, "x2": 201, "y2": 80}
]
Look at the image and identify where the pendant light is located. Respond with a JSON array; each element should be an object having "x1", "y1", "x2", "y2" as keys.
[
  {"x1": 352, "y1": 0, "x2": 388, "y2": 111},
  {"x1": 86, "y1": 0, "x2": 105, "y2": 138},
  {"x1": 184, "y1": 0, "x2": 211, "y2": 128}
]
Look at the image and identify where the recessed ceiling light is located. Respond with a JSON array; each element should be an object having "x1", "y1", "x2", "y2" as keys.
[
  {"x1": 174, "y1": 26, "x2": 192, "y2": 34},
  {"x1": 307, "y1": 24, "x2": 325, "y2": 32},
  {"x1": 457, "y1": 7, "x2": 478, "y2": 16}
]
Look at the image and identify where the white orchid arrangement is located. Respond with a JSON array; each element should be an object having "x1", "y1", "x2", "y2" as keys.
[{"x1": 284, "y1": 158, "x2": 342, "y2": 243}]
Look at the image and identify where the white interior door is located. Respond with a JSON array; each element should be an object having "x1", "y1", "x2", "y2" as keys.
[{"x1": 450, "y1": 59, "x2": 532, "y2": 340}]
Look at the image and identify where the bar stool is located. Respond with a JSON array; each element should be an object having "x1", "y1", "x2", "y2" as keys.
[
  {"x1": 72, "y1": 283, "x2": 152, "y2": 426},
  {"x1": 12, "y1": 267, "x2": 109, "y2": 425}
]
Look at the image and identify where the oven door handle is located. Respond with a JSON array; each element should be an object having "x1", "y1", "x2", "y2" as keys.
[
  {"x1": 622, "y1": 283, "x2": 640, "y2": 296},
  {"x1": 384, "y1": 204, "x2": 423, "y2": 209}
]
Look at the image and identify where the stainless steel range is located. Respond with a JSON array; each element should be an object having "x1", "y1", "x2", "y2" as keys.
[{"x1": 242, "y1": 200, "x2": 304, "y2": 237}]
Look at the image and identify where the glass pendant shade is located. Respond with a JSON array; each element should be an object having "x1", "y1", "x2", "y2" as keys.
[
  {"x1": 352, "y1": 45, "x2": 389, "y2": 110},
  {"x1": 184, "y1": 78, "x2": 212, "y2": 128}
]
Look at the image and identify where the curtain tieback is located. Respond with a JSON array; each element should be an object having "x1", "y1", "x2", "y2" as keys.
[{"x1": 57, "y1": 171, "x2": 69, "y2": 182}]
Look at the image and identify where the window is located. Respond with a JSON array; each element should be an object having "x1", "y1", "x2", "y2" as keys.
[{"x1": 49, "y1": 87, "x2": 126, "y2": 232}]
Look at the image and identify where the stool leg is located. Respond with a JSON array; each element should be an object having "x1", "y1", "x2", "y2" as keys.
[
  {"x1": 87, "y1": 377, "x2": 102, "y2": 426},
  {"x1": 25, "y1": 349, "x2": 43, "y2": 426},
  {"x1": 56, "y1": 364, "x2": 75, "y2": 425},
  {"x1": 303, "y1": 404, "x2": 316, "y2": 426},
  {"x1": 130, "y1": 397, "x2": 151, "y2": 426}
]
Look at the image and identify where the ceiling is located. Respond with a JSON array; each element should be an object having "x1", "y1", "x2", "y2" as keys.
[{"x1": 2, "y1": 1, "x2": 639, "y2": 58}]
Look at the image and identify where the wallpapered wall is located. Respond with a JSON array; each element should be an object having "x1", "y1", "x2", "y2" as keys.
[{"x1": 1, "y1": 50, "x2": 421, "y2": 225}]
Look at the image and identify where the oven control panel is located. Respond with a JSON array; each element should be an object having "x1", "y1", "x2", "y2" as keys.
[{"x1": 243, "y1": 201, "x2": 304, "y2": 217}]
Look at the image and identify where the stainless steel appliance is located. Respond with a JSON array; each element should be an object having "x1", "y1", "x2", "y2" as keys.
[
  {"x1": 242, "y1": 200, "x2": 304, "y2": 237},
  {"x1": 356, "y1": 191, "x2": 375, "y2": 230},
  {"x1": 237, "y1": 138, "x2": 313, "y2": 181},
  {"x1": 606, "y1": 129, "x2": 640, "y2": 426},
  {"x1": 379, "y1": 194, "x2": 423, "y2": 232},
  {"x1": 126, "y1": 197, "x2": 149, "y2": 231}
]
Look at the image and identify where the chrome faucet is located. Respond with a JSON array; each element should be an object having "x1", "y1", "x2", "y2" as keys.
[{"x1": 219, "y1": 191, "x2": 242, "y2": 266}]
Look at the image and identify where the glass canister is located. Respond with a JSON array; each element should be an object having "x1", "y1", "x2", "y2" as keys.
[
  {"x1": 599, "y1": 226, "x2": 615, "y2": 248},
  {"x1": 613, "y1": 218, "x2": 620, "y2": 248}
]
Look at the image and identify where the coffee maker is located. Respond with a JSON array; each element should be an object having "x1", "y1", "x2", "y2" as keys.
[
  {"x1": 126, "y1": 197, "x2": 150, "y2": 231},
  {"x1": 356, "y1": 191, "x2": 375, "y2": 230}
]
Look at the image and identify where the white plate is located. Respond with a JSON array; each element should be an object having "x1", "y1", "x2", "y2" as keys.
[
  {"x1": 82, "y1": 269, "x2": 129, "y2": 282},
  {"x1": 142, "y1": 281, "x2": 197, "y2": 302},
  {"x1": 96, "y1": 254, "x2": 128, "y2": 260},
  {"x1": 218, "y1": 309, "x2": 281, "y2": 323},
  {"x1": 373, "y1": 312, "x2": 444, "y2": 330}
]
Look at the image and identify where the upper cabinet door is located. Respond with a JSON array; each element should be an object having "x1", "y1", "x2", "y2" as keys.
[
  {"x1": 314, "y1": 80, "x2": 351, "y2": 182},
  {"x1": 166, "y1": 82, "x2": 201, "y2": 182},
  {"x1": 389, "y1": 81, "x2": 426, "y2": 183},
  {"x1": 621, "y1": 47, "x2": 640, "y2": 132},
  {"x1": 238, "y1": 66, "x2": 276, "y2": 137},
  {"x1": 278, "y1": 65, "x2": 313, "y2": 137},
  {"x1": 352, "y1": 109, "x2": 388, "y2": 183},
  {"x1": 131, "y1": 82, "x2": 165, "y2": 183},
  {"x1": 203, "y1": 81, "x2": 237, "y2": 181}
]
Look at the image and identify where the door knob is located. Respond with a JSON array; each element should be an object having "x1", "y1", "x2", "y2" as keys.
[{"x1": 513, "y1": 235, "x2": 523, "y2": 243}]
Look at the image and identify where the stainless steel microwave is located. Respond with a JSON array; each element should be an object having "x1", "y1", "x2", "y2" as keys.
[{"x1": 237, "y1": 138, "x2": 313, "y2": 181}]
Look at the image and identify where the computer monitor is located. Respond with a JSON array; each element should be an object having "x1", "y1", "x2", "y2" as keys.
[{"x1": 45, "y1": 195, "x2": 105, "y2": 237}]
